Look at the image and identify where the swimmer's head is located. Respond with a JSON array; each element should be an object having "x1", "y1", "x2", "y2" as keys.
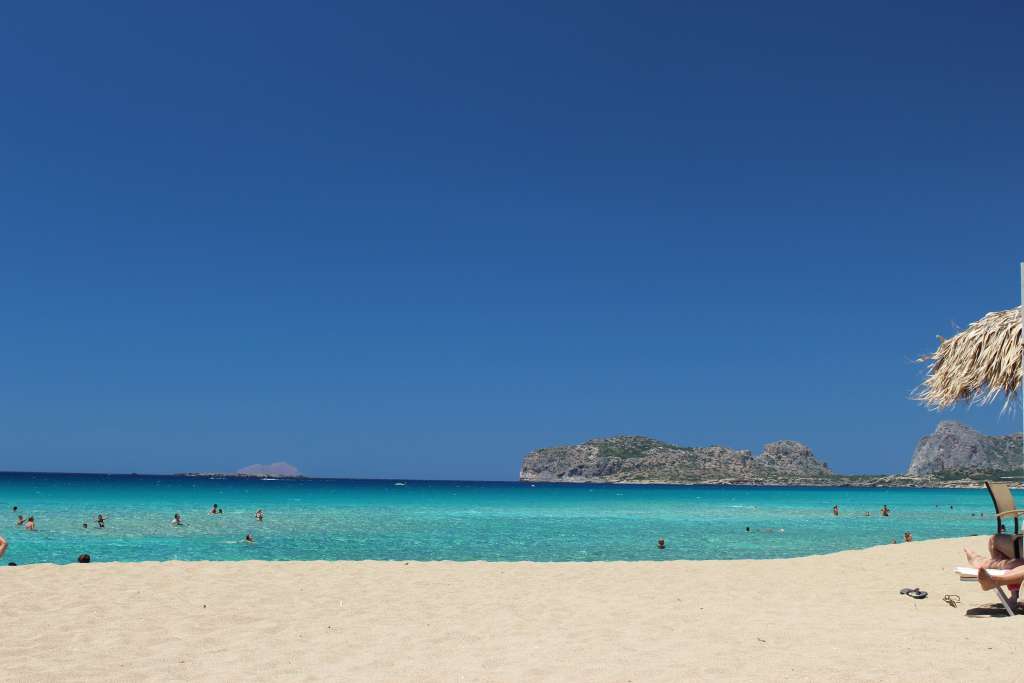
[{"x1": 78, "y1": 554, "x2": 91, "y2": 563}]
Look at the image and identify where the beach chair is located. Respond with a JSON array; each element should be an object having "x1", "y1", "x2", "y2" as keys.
[
  {"x1": 954, "y1": 566, "x2": 1018, "y2": 617},
  {"x1": 984, "y1": 481, "x2": 1024, "y2": 558}
]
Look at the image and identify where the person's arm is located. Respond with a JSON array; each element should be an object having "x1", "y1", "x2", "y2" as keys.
[{"x1": 0, "y1": 535, "x2": 8, "y2": 560}]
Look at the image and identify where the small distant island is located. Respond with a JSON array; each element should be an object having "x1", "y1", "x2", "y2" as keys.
[
  {"x1": 175, "y1": 462, "x2": 305, "y2": 479},
  {"x1": 519, "y1": 422, "x2": 1023, "y2": 488}
]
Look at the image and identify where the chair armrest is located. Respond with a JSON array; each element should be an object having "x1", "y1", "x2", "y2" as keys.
[{"x1": 996, "y1": 509, "x2": 1024, "y2": 518}]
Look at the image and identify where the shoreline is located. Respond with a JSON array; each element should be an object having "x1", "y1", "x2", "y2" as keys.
[
  {"x1": 4, "y1": 536, "x2": 1021, "y2": 681},
  {"x1": 0, "y1": 532, "x2": 989, "y2": 567}
]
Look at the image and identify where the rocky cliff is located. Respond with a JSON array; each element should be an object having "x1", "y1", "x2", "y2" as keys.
[
  {"x1": 907, "y1": 421, "x2": 1022, "y2": 477},
  {"x1": 519, "y1": 435, "x2": 832, "y2": 484}
]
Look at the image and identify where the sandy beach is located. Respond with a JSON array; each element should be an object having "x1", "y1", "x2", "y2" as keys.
[{"x1": 2, "y1": 536, "x2": 1021, "y2": 682}]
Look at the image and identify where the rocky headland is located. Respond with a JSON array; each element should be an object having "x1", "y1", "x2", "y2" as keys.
[
  {"x1": 907, "y1": 421, "x2": 1022, "y2": 478},
  {"x1": 519, "y1": 423, "x2": 1023, "y2": 488}
]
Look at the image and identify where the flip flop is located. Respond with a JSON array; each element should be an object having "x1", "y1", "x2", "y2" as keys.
[
  {"x1": 943, "y1": 594, "x2": 960, "y2": 607},
  {"x1": 907, "y1": 589, "x2": 928, "y2": 599},
  {"x1": 899, "y1": 587, "x2": 915, "y2": 595}
]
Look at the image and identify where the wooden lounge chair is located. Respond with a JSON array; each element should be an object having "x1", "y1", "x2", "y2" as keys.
[
  {"x1": 954, "y1": 566, "x2": 1018, "y2": 617},
  {"x1": 984, "y1": 481, "x2": 1024, "y2": 558}
]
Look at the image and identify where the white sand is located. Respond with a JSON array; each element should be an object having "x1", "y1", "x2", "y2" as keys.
[{"x1": 1, "y1": 536, "x2": 1021, "y2": 681}]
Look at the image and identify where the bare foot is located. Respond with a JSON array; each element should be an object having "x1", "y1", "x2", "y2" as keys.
[
  {"x1": 964, "y1": 547, "x2": 987, "y2": 569},
  {"x1": 979, "y1": 568, "x2": 998, "y2": 591}
]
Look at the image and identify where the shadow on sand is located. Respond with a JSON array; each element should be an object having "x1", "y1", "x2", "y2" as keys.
[{"x1": 965, "y1": 603, "x2": 1022, "y2": 618}]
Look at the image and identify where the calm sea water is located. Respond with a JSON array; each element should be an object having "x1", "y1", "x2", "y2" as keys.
[{"x1": 0, "y1": 472, "x2": 998, "y2": 565}]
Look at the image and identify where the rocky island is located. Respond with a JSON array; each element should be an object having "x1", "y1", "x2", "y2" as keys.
[
  {"x1": 175, "y1": 462, "x2": 304, "y2": 479},
  {"x1": 519, "y1": 423, "x2": 1023, "y2": 488}
]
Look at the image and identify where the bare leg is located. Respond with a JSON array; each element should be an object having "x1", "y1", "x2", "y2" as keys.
[
  {"x1": 979, "y1": 566, "x2": 1024, "y2": 591},
  {"x1": 969, "y1": 538, "x2": 1023, "y2": 605},
  {"x1": 966, "y1": 546, "x2": 1024, "y2": 570}
]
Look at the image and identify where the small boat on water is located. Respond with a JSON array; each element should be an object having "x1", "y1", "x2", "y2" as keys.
[{"x1": 394, "y1": 482, "x2": 407, "y2": 486}]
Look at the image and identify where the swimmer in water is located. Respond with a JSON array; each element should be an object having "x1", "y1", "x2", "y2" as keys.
[
  {"x1": 657, "y1": 538, "x2": 665, "y2": 550},
  {"x1": 171, "y1": 513, "x2": 183, "y2": 526},
  {"x1": 903, "y1": 531, "x2": 913, "y2": 543},
  {"x1": 244, "y1": 533, "x2": 254, "y2": 543},
  {"x1": 210, "y1": 504, "x2": 219, "y2": 515},
  {"x1": 255, "y1": 509, "x2": 264, "y2": 522},
  {"x1": 96, "y1": 514, "x2": 105, "y2": 528},
  {"x1": 16, "y1": 515, "x2": 24, "y2": 526},
  {"x1": 832, "y1": 505, "x2": 839, "y2": 516},
  {"x1": 24, "y1": 517, "x2": 35, "y2": 531},
  {"x1": 881, "y1": 505, "x2": 890, "y2": 517}
]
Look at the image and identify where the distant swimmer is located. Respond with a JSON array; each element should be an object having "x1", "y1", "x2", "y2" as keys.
[
  {"x1": 832, "y1": 505, "x2": 839, "y2": 516},
  {"x1": 255, "y1": 509, "x2": 264, "y2": 522},
  {"x1": 78, "y1": 553, "x2": 91, "y2": 563},
  {"x1": 24, "y1": 517, "x2": 36, "y2": 531},
  {"x1": 745, "y1": 527, "x2": 751, "y2": 532},
  {"x1": 16, "y1": 515, "x2": 24, "y2": 526},
  {"x1": 171, "y1": 513, "x2": 184, "y2": 526},
  {"x1": 881, "y1": 505, "x2": 890, "y2": 517},
  {"x1": 903, "y1": 531, "x2": 913, "y2": 543},
  {"x1": 244, "y1": 533, "x2": 254, "y2": 543},
  {"x1": 82, "y1": 523, "x2": 88, "y2": 529},
  {"x1": 657, "y1": 538, "x2": 666, "y2": 550},
  {"x1": 11, "y1": 506, "x2": 16, "y2": 512},
  {"x1": 96, "y1": 514, "x2": 105, "y2": 528},
  {"x1": 210, "y1": 504, "x2": 219, "y2": 515}
]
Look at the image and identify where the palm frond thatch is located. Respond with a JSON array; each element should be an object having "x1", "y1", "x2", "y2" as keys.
[{"x1": 917, "y1": 307, "x2": 1022, "y2": 410}]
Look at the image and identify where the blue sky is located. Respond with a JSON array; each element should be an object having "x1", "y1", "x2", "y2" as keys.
[{"x1": 1, "y1": 2, "x2": 1021, "y2": 478}]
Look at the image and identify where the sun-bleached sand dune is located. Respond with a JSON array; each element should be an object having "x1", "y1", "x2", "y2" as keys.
[{"x1": 2, "y1": 536, "x2": 1021, "y2": 681}]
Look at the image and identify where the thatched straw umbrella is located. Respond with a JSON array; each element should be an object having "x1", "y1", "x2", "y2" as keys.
[
  {"x1": 916, "y1": 305, "x2": 1021, "y2": 410},
  {"x1": 916, "y1": 264, "x2": 1023, "y2": 474}
]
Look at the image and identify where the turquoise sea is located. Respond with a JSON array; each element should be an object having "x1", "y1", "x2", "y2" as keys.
[{"x1": 0, "y1": 473, "x2": 998, "y2": 565}]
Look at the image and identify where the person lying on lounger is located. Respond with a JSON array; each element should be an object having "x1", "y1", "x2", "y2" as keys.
[{"x1": 964, "y1": 545, "x2": 1024, "y2": 597}]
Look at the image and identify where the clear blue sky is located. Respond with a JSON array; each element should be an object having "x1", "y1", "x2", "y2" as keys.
[{"x1": 1, "y1": 2, "x2": 1020, "y2": 479}]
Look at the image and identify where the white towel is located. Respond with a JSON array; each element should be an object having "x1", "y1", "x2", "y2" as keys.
[{"x1": 954, "y1": 566, "x2": 1011, "y2": 579}]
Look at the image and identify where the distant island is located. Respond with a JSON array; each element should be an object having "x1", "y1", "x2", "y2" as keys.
[
  {"x1": 519, "y1": 422, "x2": 1023, "y2": 488},
  {"x1": 175, "y1": 462, "x2": 304, "y2": 479}
]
